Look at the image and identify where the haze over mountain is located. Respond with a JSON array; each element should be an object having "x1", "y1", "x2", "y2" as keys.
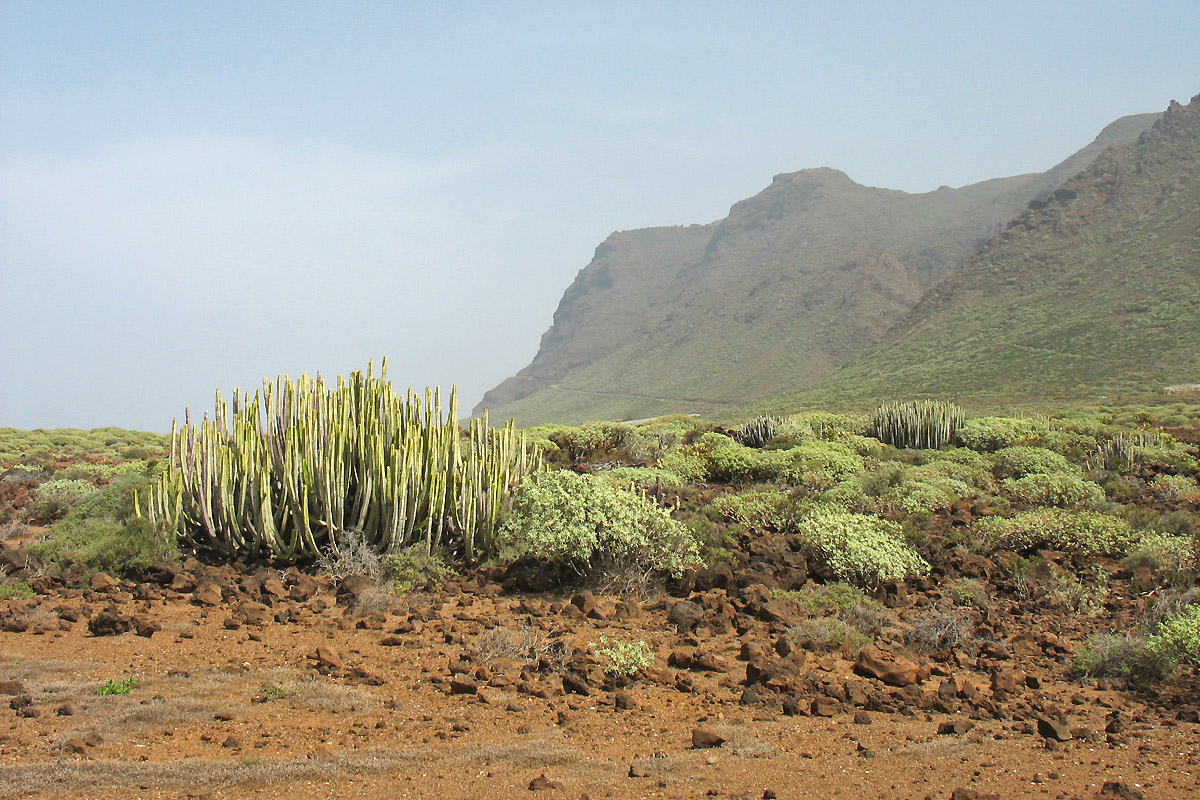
[
  {"x1": 477, "y1": 109, "x2": 1161, "y2": 425},
  {"x1": 777, "y1": 93, "x2": 1200, "y2": 409}
]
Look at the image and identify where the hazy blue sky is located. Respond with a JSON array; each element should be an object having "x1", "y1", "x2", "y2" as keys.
[{"x1": 2, "y1": 1, "x2": 1197, "y2": 432}]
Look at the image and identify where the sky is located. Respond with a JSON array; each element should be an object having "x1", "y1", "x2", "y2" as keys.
[{"x1": 2, "y1": 1, "x2": 1198, "y2": 432}]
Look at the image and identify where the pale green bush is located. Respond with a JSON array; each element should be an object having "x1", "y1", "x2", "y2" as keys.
[
  {"x1": 787, "y1": 441, "x2": 864, "y2": 489},
  {"x1": 977, "y1": 508, "x2": 1135, "y2": 555},
  {"x1": 595, "y1": 467, "x2": 685, "y2": 492},
  {"x1": 1150, "y1": 474, "x2": 1200, "y2": 504},
  {"x1": 29, "y1": 517, "x2": 177, "y2": 575},
  {"x1": 499, "y1": 470, "x2": 699, "y2": 576},
  {"x1": 26, "y1": 479, "x2": 99, "y2": 522},
  {"x1": 1122, "y1": 533, "x2": 1196, "y2": 586},
  {"x1": 1146, "y1": 604, "x2": 1200, "y2": 669},
  {"x1": 1002, "y1": 473, "x2": 1104, "y2": 508},
  {"x1": 795, "y1": 509, "x2": 930, "y2": 586},
  {"x1": 657, "y1": 448, "x2": 709, "y2": 483},
  {"x1": 991, "y1": 446, "x2": 1074, "y2": 478},
  {"x1": 957, "y1": 416, "x2": 1049, "y2": 451},
  {"x1": 592, "y1": 636, "x2": 655, "y2": 678},
  {"x1": 710, "y1": 490, "x2": 790, "y2": 530}
]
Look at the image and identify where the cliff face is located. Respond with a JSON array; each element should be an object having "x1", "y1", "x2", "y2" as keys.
[
  {"x1": 477, "y1": 112, "x2": 1160, "y2": 425},
  {"x1": 785, "y1": 95, "x2": 1200, "y2": 406}
]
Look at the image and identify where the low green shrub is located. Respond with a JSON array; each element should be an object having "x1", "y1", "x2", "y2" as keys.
[
  {"x1": 1146, "y1": 604, "x2": 1200, "y2": 670},
  {"x1": 1122, "y1": 534, "x2": 1197, "y2": 586},
  {"x1": 709, "y1": 490, "x2": 790, "y2": 530},
  {"x1": 1150, "y1": 474, "x2": 1200, "y2": 504},
  {"x1": 592, "y1": 636, "x2": 655, "y2": 678},
  {"x1": 382, "y1": 546, "x2": 453, "y2": 592},
  {"x1": 26, "y1": 479, "x2": 99, "y2": 522},
  {"x1": 29, "y1": 517, "x2": 178, "y2": 576},
  {"x1": 771, "y1": 582, "x2": 880, "y2": 614},
  {"x1": 1072, "y1": 633, "x2": 1161, "y2": 680},
  {"x1": 787, "y1": 618, "x2": 872, "y2": 654},
  {"x1": 977, "y1": 508, "x2": 1135, "y2": 555},
  {"x1": 787, "y1": 441, "x2": 864, "y2": 489},
  {"x1": 794, "y1": 509, "x2": 929, "y2": 586},
  {"x1": 657, "y1": 448, "x2": 709, "y2": 483},
  {"x1": 0, "y1": 578, "x2": 34, "y2": 600},
  {"x1": 594, "y1": 467, "x2": 685, "y2": 492},
  {"x1": 956, "y1": 416, "x2": 1049, "y2": 452},
  {"x1": 499, "y1": 470, "x2": 699, "y2": 577},
  {"x1": 1001, "y1": 473, "x2": 1104, "y2": 508},
  {"x1": 96, "y1": 677, "x2": 140, "y2": 696},
  {"x1": 991, "y1": 446, "x2": 1074, "y2": 478}
]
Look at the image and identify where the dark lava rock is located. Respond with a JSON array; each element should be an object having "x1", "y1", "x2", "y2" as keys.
[
  {"x1": 1098, "y1": 782, "x2": 1146, "y2": 800},
  {"x1": 811, "y1": 697, "x2": 841, "y2": 717},
  {"x1": 691, "y1": 728, "x2": 725, "y2": 749},
  {"x1": 668, "y1": 601, "x2": 704, "y2": 630},
  {"x1": 527, "y1": 774, "x2": 562, "y2": 791},
  {"x1": 938, "y1": 719, "x2": 976, "y2": 735},
  {"x1": 88, "y1": 610, "x2": 133, "y2": 636},
  {"x1": 1036, "y1": 715, "x2": 1073, "y2": 742}
]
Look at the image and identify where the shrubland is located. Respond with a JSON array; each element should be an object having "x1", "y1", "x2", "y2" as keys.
[{"x1": 3, "y1": 386, "x2": 1199, "y2": 689}]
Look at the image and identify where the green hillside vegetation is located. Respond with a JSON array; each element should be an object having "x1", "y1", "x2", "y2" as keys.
[
  {"x1": 783, "y1": 95, "x2": 1200, "y2": 407},
  {"x1": 478, "y1": 112, "x2": 1159, "y2": 426}
]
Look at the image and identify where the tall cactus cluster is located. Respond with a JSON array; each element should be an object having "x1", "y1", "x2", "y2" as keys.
[
  {"x1": 870, "y1": 399, "x2": 965, "y2": 450},
  {"x1": 140, "y1": 360, "x2": 541, "y2": 564}
]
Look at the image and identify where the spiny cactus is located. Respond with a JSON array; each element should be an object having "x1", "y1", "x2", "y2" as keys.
[
  {"x1": 139, "y1": 360, "x2": 540, "y2": 565},
  {"x1": 732, "y1": 415, "x2": 781, "y2": 448},
  {"x1": 870, "y1": 400, "x2": 965, "y2": 450}
]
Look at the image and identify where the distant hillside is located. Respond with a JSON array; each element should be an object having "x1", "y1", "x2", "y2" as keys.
[
  {"x1": 775, "y1": 94, "x2": 1200, "y2": 408},
  {"x1": 476, "y1": 110, "x2": 1158, "y2": 425}
]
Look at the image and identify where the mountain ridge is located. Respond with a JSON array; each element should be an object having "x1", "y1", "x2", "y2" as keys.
[{"x1": 476, "y1": 108, "x2": 1163, "y2": 425}]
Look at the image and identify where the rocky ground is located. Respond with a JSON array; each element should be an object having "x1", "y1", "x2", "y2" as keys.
[{"x1": 2, "y1": 513, "x2": 1199, "y2": 800}]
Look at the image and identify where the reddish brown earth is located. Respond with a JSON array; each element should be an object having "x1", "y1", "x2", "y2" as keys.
[{"x1": 2, "y1": 519, "x2": 1199, "y2": 800}]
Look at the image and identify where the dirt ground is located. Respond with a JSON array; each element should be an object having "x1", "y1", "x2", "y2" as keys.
[{"x1": 2, "y1": 533, "x2": 1199, "y2": 800}]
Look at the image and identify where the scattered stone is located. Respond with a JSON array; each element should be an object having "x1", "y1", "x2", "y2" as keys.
[
  {"x1": 88, "y1": 610, "x2": 133, "y2": 636},
  {"x1": 691, "y1": 728, "x2": 725, "y2": 749},
  {"x1": 949, "y1": 789, "x2": 1000, "y2": 800},
  {"x1": 83, "y1": 732, "x2": 104, "y2": 747},
  {"x1": 668, "y1": 601, "x2": 704, "y2": 630},
  {"x1": 0, "y1": 680, "x2": 27, "y2": 695},
  {"x1": 63, "y1": 738, "x2": 89, "y2": 755},
  {"x1": 938, "y1": 719, "x2": 975, "y2": 735},
  {"x1": 1036, "y1": 716, "x2": 1073, "y2": 742},
  {"x1": 221, "y1": 736, "x2": 240, "y2": 748},
  {"x1": 135, "y1": 619, "x2": 161, "y2": 638},
  {"x1": 1098, "y1": 782, "x2": 1145, "y2": 800},
  {"x1": 449, "y1": 675, "x2": 479, "y2": 695},
  {"x1": 193, "y1": 584, "x2": 223, "y2": 606},
  {"x1": 853, "y1": 711, "x2": 872, "y2": 725},
  {"x1": 811, "y1": 697, "x2": 841, "y2": 717},
  {"x1": 855, "y1": 645, "x2": 926, "y2": 687},
  {"x1": 528, "y1": 774, "x2": 562, "y2": 791},
  {"x1": 628, "y1": 764, "x2": 649, "y2": 778},
  {"x1": 312, "y1": 645, "x2": 343, "y2": 670},
  {"x1": 90, "y1": 572, "x2": 119, "y2": 592},
  {"x1": 614, "y1": 690, "x2": 635, "y2": 711},
  {"x1": 56, "y1": 702, "x2": 75, "y2": 716}
]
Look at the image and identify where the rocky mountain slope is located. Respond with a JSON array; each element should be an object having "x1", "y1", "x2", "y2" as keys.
[
  {"x1": 477, "y1": 111, "x2": 1159, "y2": 425},
  {"x1": 778, "y1": 93, "x2": 1200, "y2": 409}
]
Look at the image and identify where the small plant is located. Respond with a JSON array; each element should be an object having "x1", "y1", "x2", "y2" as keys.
[
  {"x1": 257, "y1": 683, "x2": 292, "y2": 701},
  {"x1": 771, "y1": 583, "x2": 880, "y2": 615},
  {"x1": 96, "y1": 677, "x2": 140, "y2": 696},
  {"x1": 732, "y1": 416, "x2": 781, "y2": 448},
  {"x1": 904, "y1": 607, "x2": 974, "y2": 654},
  {"x1": 382, "y1": 545, "x2": 452, "y2": 592},
  {"x1": 1001, "y1": 473, "x2": 1104, "y2": 508},
  {"x1": 0, "y1": 579, "x2": 35, "y2": 600},
  {"x1": 1047, "y1": 566, "x2": 1109, "y2": 616},
  {"x1": 592, "y1": 636, "x2": 654, "y2": 678},
  {"x1": 787, "y1": 618, "x2": 872, "y2": 654},
  {"x1": 1072, "y1": 633, "x2": 1161, "y2": 681},
  {"x1": 1146, "y1": 604, "x2": 1200, "y2": 670},
  {"x1": 29, "y1": 517, "x2": 178, "y2": 576}
]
